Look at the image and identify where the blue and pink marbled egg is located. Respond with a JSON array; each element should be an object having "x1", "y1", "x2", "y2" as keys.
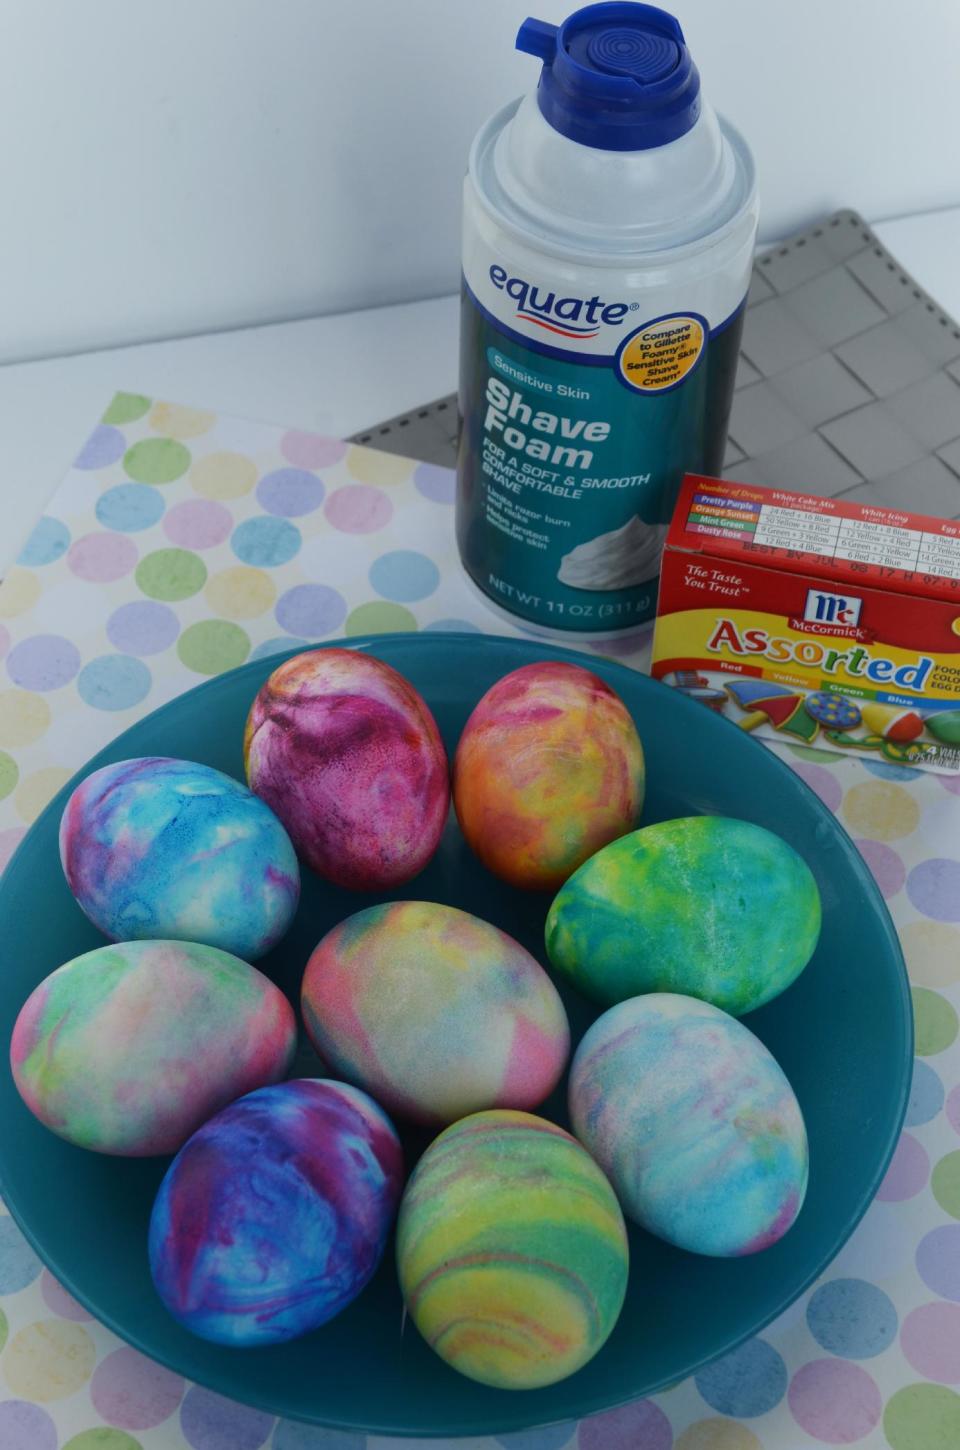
[
  {"x1": 149, "y1": 1078, "x2": 404, "y2": 1346},
  {"x1": 60, "y1": 757, "x2": 299, "y2": 960},
  {"x1": 569, "y1": 993, "x2": 808, "y2": 1257}
]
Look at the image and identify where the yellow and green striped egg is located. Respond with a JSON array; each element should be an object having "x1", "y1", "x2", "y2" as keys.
[{"x1": 396, "y1": 1109, "x2": 628, "y2": 1390}]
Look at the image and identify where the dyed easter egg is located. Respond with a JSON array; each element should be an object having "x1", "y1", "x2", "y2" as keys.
[
  {"x1": 569, "y1": 994, "x2": 808, "y2": 1256},
  {"x1": 149, "y1": 1078, "x2": 404, "y2": 1346},
  {"x1": 302, "y1": 902, "x2": 569, "y2": 1124},
  {"x1": 860, "y1": 701, "x2": 924, "y2": 742},
  {"x1": 10, "y1": 940, "x2": 296, "y2": 1155},
  {"x1": 244, "y1": 649, "x2": 449, "y2": 890},
  {"x1": 546, "y1": 815, "x2": 821, "y2": 1014},
  {"x1": 60, "y1": 757, "x2": 299, "y2": 960},
  {"x1": 453, "y1": 661, "x2": 644, "y2": 891},
  {"x1": 925, "y1": 709, "x2": 960, "y2": 745},
  {"x1": 396, "y1": 1110, "x2": 628, "y2": 1389}
]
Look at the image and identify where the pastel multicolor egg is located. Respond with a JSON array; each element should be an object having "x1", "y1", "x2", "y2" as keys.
[
  {"x1": 149, "y1": 1078, "x2": 403, "y2": 1346},
  {"x1": 546, "y1": 815, "x2": 821, "y2": 1014},
  {"x1": 302, "y1": 902, "x2": 569, "y2": 1125},
  {"x1": 60, "y1": 757, "x2": 299, "y2": 960},
  {"x1": 453, "y1": 662, "x2": 644, "y2": 891},
  {"x1": 396, "y1": 1110, "x2": 628, "y2": 1389},
  {"x1": 10, "y1": 940, "x2": 296, "y2": 1155},
  {"x1": 244, "y1": 649, "x2": 449, "y2": 891},
  {"x1": 569, "y1": 994, "x2": 808, "y2": 1256}
]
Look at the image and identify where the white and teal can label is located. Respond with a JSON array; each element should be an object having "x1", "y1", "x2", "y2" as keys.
[{"x1": 456, "y1": 242, "x2": 747, "y2": 634}]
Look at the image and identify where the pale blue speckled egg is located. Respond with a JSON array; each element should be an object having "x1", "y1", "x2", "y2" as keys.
[{"x1": 569, "y1": 993, "x2": 808, "y2": 1257}]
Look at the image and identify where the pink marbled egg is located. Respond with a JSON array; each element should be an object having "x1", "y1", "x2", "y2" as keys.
[{"x1": 244, "y1": 649, "x2": 449, "y2": 891}]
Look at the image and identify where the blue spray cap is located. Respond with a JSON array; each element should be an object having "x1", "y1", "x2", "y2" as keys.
[{"x1": 516, "y1": 3, "x2": 701, "y2": 152}]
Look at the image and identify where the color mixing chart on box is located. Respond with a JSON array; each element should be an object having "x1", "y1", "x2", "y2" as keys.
[{"x1": 687, "y1": 491, "x2": 960, "y2": 589}]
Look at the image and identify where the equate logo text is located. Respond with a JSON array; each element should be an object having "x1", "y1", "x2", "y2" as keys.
[{"x1": 489, "y1": 265, "x2": 637, "y2": 340}]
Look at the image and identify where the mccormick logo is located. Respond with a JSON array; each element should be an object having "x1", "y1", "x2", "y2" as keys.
[
  {"x1": 803, "y1": 589, "x2": 862, "y2": 628},
  {"x1": 489, "y1": 265, "x2": 638, "y2": 341}
]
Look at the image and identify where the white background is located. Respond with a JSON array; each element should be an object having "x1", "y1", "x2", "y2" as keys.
[{"x1": 1, "y1": 0, "x2": 959, "y2": 365}]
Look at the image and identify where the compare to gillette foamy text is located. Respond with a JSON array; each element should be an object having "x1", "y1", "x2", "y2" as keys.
[{"x1": 652, "y1": 475, "x2": 960, "y2": 771}]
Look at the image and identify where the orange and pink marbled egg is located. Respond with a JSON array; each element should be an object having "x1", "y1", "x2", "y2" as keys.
[{"x1": 453, "y1": 661, "x2": 644, "y2": 891}]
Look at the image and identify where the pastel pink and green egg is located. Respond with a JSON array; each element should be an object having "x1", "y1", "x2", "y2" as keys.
[
  {"x1": 301, "y1": 902, "x2": 569, "y2": 1125},
  {"x1": 453, "y1": 661, "x2": 644, "y2": 891},
  {"x1": 396, "y1": 1110, "x2": 628, "y2": 1389},
  {"x1": 10, "y1": 940, "x2": 296, "y2": 1155}
]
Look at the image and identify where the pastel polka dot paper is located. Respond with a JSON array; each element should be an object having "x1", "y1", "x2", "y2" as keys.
[{"x1": 0, "y1": 391, "x2": 957, "y2": 1448}]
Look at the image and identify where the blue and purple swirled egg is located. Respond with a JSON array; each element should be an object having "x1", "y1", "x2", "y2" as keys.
[
  {"x1": 60, "y1": 757, "x2": 299, "y2": 960},
  {"x1": 149, "y1": 1078, "x2": 404, "y2": 1346}
]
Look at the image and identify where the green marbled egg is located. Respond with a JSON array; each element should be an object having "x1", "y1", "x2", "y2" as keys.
[{"x1": 545, "y1": 815, "x2": 821, "y2": 1015}]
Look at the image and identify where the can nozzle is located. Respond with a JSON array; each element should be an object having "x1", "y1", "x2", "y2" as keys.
[
  {"x1": 514, "y1": 4, "x2": 700, "y2": 152},
  {"x1": 516, "y1": 17, "x2": 559, "y2": 62}
]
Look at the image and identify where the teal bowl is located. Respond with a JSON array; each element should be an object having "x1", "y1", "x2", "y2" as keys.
[{"x1": 0, "y1": 634, "x2": 911, "y2": 1438}]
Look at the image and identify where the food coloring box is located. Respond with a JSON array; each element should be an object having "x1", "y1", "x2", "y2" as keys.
[{"x1": 651, "y1": 474, "x2": 960, "y2": 771}]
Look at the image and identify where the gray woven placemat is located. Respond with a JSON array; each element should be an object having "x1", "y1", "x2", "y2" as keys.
[{"x1": 350, "y1": 210, "x2": 960, "y2": 518}]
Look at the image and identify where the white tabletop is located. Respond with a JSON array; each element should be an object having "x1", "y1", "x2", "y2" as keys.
[{"x1": 1, "y1": 207, "x2": 958, "y2": 575}]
